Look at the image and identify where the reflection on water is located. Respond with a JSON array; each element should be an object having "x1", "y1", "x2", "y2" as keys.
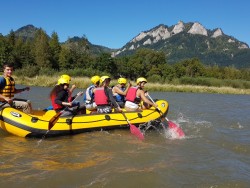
[{"x1": 1, "y1": 87, "x2": 250, "y2": 187}]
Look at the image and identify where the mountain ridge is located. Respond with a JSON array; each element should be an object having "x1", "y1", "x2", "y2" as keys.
[
  {"x1": 114, "y1": 21, "x2": 248, "y2": 55},
  {"x1": 112, "y1": 21, "x2": 249, "y2": 67},
  {"x1": 6, "y1": 22, "x2": 250, "y2": 68}
]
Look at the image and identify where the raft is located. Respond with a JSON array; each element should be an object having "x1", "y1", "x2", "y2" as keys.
[{"x1": 0, "y1": 99, "x2": 168, "y2": 138}]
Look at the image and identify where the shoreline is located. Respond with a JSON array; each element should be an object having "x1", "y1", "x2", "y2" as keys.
[{"x1": 15, "y1": 75, "x2": 250, "y2": 95}]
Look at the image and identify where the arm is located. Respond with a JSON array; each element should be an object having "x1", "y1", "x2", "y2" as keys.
[
  {"x1": 113, "y1": 83, "x2": 131, "y2": 96},
  {"x1": 0, "y1": 93, "x2": 12, "y2": 104},
  {"x1": 138, "y1": 90, "x2": 158, "y2": 108},
  {"x1": 55, "y1": 90, "x2": 72, "y2": 107},
  {"x1": 106, "y1": 88, "x2": 122, "y2": 112},
  {"x1": 113, "y1": 86, "x2": 126, "y2": 95},
  {"x1": 14, "y1": 87, "x2": 30, "y2": 94},
  {"x1": 69, "y1": 84, "x2": 76, "y2": 94}
]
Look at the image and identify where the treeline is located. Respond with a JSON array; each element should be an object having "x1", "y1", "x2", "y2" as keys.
[{"x1": 0, "y1": 29, "x2": 250, "y2": 88}]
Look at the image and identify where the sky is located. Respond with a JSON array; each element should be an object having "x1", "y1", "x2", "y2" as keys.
[{"x1": 1, "y1": 0, "x2": 249, "y2": 49}]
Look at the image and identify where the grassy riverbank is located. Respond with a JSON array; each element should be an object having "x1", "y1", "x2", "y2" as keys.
[{"x1": 14, "y1": 75, "x2": 250, "y2": 95}]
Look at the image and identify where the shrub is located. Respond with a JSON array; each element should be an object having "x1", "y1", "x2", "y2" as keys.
[
  {"x1": 15, "y1": 65, "x2": 40, "y2": 77},
  {"x1": 147, "y1": 74, "x2": 163, "y2": 83}
]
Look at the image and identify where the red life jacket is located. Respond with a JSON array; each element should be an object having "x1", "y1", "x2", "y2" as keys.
[
  {"x1": 51, "y1": 94, "x2": 63, "y2": 110},
  {"x1": 125, "y1": 86, "x2": 138, "y2": 102},
  {"x1": 51, "y1": 90, "x2": 71, "y2": 110},
  {"x1": 94, "y1": 88, "x2": 109, "y2": 105}
]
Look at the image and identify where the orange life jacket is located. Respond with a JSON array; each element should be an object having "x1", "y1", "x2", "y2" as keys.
[{"x1": 0, "y1": 76, "x2": 15, "y2": 101}]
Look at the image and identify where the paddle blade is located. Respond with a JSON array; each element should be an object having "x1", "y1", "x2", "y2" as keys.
[
  {"x1": 130, "y1": 124, "x2": 144, "y2": 140},
  {"x1": 167, "y1": 120, "x2": 185, "y2": 138},
  {"x1": 48, "y1": 112, "x2": 62, "y2": 130}
]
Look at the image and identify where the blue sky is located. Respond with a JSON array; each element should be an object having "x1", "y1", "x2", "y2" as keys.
[{"x1": 1, "y1": 0, "x2": 249, "y2": 49}]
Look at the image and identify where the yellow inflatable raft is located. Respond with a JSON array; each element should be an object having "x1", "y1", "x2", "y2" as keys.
[{"x1": 0, "y1": 100, "x2": 168, "y2": 138}]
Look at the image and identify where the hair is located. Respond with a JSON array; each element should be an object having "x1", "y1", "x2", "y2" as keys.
[
  {"x1": 49, "y1": 84, "x2": 64, "y2": 99},
  {"x1": 3, "y1": 63, "x2": 14, "y2": 70}
]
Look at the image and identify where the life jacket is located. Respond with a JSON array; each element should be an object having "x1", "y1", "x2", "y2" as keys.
[
  {"x1": 51, "y1": 94, "x2": 63, "y2": 110},
  {"x1": 51, "y1": 90, "x2": 71, "y2": 110},
  {"x1": 125, "y1": 86, "x2": 140, "y2": 103},
  {"x1": 94, "y1": 88, "x2": 109, "y2": 105},
  {"x1": 83, "y1": 85, "x2": 95, "y2": 103},
  {"x1": 113, "y1": 86, "x2": 126, "y2": 102},
  {"x1": 0, "y1": 76, "x2": 15, "y2": 101}
]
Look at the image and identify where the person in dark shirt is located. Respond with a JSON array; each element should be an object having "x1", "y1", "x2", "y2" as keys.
[{"x1": 50, "y1": 77, "x2": 83, "y2": 116}]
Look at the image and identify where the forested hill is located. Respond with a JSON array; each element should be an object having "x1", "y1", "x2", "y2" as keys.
[
  {"x1": 3, "y1": 23, "x2": 250, "y2": 68},
  {"x1": 13, "y1": 25, "x2": 113, "y2": 55}
]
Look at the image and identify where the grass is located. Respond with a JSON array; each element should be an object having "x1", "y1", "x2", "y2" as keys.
[{"x1": 14, "y1": 75, "x2": 250, "y2": 95}]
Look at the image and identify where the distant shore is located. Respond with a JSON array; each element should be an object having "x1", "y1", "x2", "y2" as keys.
[{"x1": 15, "y1": 75, "x2": 250, "y2": 95}]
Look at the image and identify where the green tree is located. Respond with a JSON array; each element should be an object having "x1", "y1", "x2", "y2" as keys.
[
  {"x1": 222, "y1": 66, "x2": 241, "y2": 79},
  {"x1": 5, "y1": 30, "x2": 16, "y2": 64},
  {"x1": 114, "y1": 56, "x2": 131, "y2": 78},
  {"x1": 20, "y1": 40, "x2": 35, "y2": 67},
  {"x1": 93, "y1": 53, "x2": 116, "y2": 75},
  {"x1": 49, "y1": 31, "x2": 61, "y2": 69},
  {"x1": 126, "y1": 48, "x2": 167, "y2": 79},
  {"x1": 32, "y1": 29, "x2": 51, "y2": 68},
  {"x1": 0, "y1": 34, "x2": 7, "y2": 66},
  {"x1": 174, "y1": 58, "x2": 205, "y2": 78},
  {"x1": 64, "y1": 36, "x2": 90, "y2": 69},
  {"x1": 205, "y1": 65, "x2": 223, "y2": 79},
  {"x1": 58, "y1": 46, "x2": 72, "y2": 69},
  {"x1": 160, "y1": 63, "x2": 176, "y2": 81}
]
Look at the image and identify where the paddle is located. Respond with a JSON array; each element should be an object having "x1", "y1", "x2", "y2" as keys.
[
  {"x1": 147, "y1": 94, "x2": 185, "y2": 138},
  {"x1": 121, "y1": 111, "x2": 144, "y2": 140},
  {"x1": 113, "y1": 100, "x2": 144, "y2": 140},
  {"x1": 0, "y1": 101, "x2": 8, "y2": 109},
  {"x1": 48, "y1": 92, "x2": 83, "y2": 130}
]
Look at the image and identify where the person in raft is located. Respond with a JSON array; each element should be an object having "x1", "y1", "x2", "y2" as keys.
[
  {"x1": 0, "y1": 63, "x2": 32, "y2": 114},
  {"x1": 93, "y1": 76, "x2": 122, "y2": 114},
  {"x1": 124, "y1": 77, "x2": 158, "y2": 111},
  {"x1": 112, "y1": 77, "x2": 131, "y2": 108},
  {"x1": 83, "y1": 75, "x2": 100, "y2": 111},
  {"x1": 44, "y1": 74, "x2": 77, "y2": 111},
  {"x1": 49, "y1": 77, "x2": 84, "y2": 116}
]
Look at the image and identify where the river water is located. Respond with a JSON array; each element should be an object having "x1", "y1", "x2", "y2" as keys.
[{"x1": 0, "y1": 86, "x2": 250, "y2": 187}]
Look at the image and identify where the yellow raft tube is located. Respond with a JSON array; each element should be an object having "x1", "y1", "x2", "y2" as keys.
[{"x1": 0, "y1": 100, "x2": 168, "y2": 138}]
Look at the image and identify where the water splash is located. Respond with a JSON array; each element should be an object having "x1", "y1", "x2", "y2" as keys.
[
  {"x1": 163, "y1": 127, "x2": 185, "y2": 140},
  {"x1": 237, "y1": 122, "x2": 244, "y2": 129},
  {"x1": 164, "y1": 112, "x2": 213, "y2": 140}
]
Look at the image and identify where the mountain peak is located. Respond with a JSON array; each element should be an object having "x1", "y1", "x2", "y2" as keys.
[
  {"x1": 15, "y1": 24, "x2": 37, "y2": 32},
  {"x1": 172, "y1": 21, "x2": 185, "y2": 35},
  {"x1": 211, "y1": 28, "x2": 223, "y2": 38},
  {"x1": 14, "y1": 24, "x2": 39, "y2": 40},
  {"x1": 187, "y1": 22, "x2": 208, "y2": 36}
]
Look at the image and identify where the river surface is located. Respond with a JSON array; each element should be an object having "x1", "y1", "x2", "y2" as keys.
[{"x1": 0, "y1": 86, "x2": 250, "y2": 188}]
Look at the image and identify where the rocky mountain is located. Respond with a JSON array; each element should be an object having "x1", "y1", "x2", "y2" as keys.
[{"x1": 113, "y1": 21, "x2": 250, "y2": 68}]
